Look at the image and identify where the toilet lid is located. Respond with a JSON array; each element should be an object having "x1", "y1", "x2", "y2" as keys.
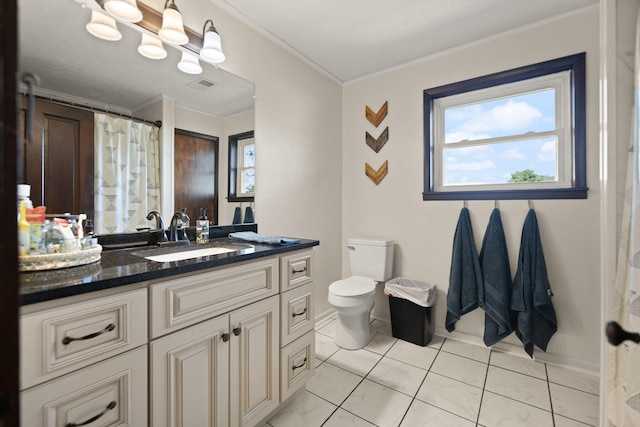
[{"x1": 329, "y1": 276, "x2": 376, "y2": 297}]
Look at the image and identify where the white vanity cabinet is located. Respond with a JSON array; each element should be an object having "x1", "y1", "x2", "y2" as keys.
[{"x1": 19, "y1": 287, "x2": 148, "y2": 427}]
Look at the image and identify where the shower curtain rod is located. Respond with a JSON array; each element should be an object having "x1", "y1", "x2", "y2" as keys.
[{"x1": 25, "y1": 93, "x2": 162, "y2": 128}]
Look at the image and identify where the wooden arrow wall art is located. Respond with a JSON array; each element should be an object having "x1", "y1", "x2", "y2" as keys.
[
  {"x1": 366, "y1": 127, "x2": 389, "y2": 153},
  {"x1": 365, "y1": 160, "x2": 388, "y2": 185},
  {"x1": 365, "y1": 101, "x2": 388, "y2": 127}
]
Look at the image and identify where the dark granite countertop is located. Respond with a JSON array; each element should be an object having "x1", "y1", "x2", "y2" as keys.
[{"x1": 20, "y1": 237, "x2": 319, "y2": 306}]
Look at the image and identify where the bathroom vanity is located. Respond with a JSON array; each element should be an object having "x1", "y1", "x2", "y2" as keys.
[{"x1": 18, "y1": 236, "x2": 318, "y2": 427}]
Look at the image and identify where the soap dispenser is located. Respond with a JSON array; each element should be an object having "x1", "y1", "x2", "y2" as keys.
[{"x1": 196, "y1": 208, "x2": 209, "y2": 244}]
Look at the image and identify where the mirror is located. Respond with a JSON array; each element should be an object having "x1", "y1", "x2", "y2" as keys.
[{"x1": 18, "y1": 0, "x2": 255, "y2": 230}]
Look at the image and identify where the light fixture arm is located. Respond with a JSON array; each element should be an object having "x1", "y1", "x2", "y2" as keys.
[
  {"x1": 164, "y1": 0, "x2": 179, "y2": 12},
  {"x1": 203, "y1": 19, "x2": 218, "y2": 36}
]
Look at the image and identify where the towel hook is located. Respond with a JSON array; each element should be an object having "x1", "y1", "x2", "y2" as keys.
[
  {"x1": 528, "y1": 200, "x2": 534, "y2": 209},
  {"x1": 495, "y1": 200, "x2": 499, "y2": 209},
  {"x1": 463, "y1": 200, "x2": 468, "y2": 208}
]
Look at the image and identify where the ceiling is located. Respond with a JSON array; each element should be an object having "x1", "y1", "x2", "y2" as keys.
[{"x1": 213, "y1": 0, "x2": 599, "y2": 82}]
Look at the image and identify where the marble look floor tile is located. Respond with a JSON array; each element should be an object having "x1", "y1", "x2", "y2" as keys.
[
  {"x1": 441, "y1": 338, "x2": 490, "y2": 363},
  {"x1": 550, "y1": 383, "x2": 599, "y2": 426},
  {"x1": 430, "y1": 351, "x2": 487, "y2": 388},
  {"x1": 315, "y1": 357, "x2": 323, "y2": 368},
  {"x1": 547, "y1": 364, "x2": 599, "y2": 395},
  {"x1": 478, "y1": 391, "x2": 554, "y2": 427},
  {"x1": 342, "y1": 379, "x2": 413, "y2": 427},
  {"x1": 400, "y1": 399, "x2": 476, "y2": 427},
  {"x1": 427, "y1": 334, "x2": 445, "y2": 349},
  {"x1": 416, "y1": 372, "x2": 482, "y2": 421},
  {"x1": 489, "y1": 350, "x2": 547, "y2": 380},
  {"x1": 386, "y1": 339, "x2": 439, "y2": 370},
  {"x1": 316, "y1": 319, "x2": 337, "y2": 338},
  {"x1": 364, "y1": 333, "x2": 397, "y2": 355},
  {"x1": 267, "y1": 390, "x2": 336, "y2": 427},
  {"x1": 326, "y1": 348, "x2": 382, "y2": 377},
  {"x1": 305, "y1": 362, "x2": 363, "y2": 406},
  {"x1": 371, "y1": 319, "x2": 393, "y2": 336},
  {"x1": 485, "y1": 365, "x2": 551, "y2": 411},
  {"x1": 554, "y1": 414, "x2": 593, "y2": 427},
  {"x1": 367, "y1": 356, "x2": 427, "y2": 396},
  {"x1": 315, "y1": 332, "x2": 340, "y2": 361},
  {"x1": 322, "y1": 408, "x2": 377, "y2": 427}
]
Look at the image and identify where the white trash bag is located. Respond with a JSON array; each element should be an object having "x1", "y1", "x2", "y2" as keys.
[{"x1": 384, "y1": 277, "x2": 437, "y2": 308}]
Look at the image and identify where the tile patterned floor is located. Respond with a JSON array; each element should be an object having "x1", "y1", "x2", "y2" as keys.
[{"x1": 266, "y1": 317, "x2": 600, "y2": 427}]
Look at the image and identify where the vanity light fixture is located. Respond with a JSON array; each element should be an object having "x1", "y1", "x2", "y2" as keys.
[
  {"x1": 177, "y1": 51, "x2": 202, "y2": 74},
  {"x1": 86, "y1": 10, "x2": 122, "y2": 41},
  {"x1": 200, "y1": 19, "x2": 225, "y2": 64},
  {"x1": 158, "y1": 0, "x2": 189, "y2": 45},
  {"x1": 103, "y1": 0, "x2": 143, "y2": 23},
  {"x1": 138, "y1": 34, "x2": 167, "y2": 59}
]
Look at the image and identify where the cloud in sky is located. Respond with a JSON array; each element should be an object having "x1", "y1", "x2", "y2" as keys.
[
  {"x1": 537, "y1": 140, "x2": 556, "y2": 162},
  {"x1": 445, "y1": 159, "x2": 495, "y2": 171}
]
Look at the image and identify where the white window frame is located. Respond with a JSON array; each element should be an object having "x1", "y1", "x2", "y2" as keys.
[
  {"x1": 432, "y1": 71, "x2": 572, "y2": 192},
  {"x1": 237, "y1": 138, "x2": 255, "y2": 198}
]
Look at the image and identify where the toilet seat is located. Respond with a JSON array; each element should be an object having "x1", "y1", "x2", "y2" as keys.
[{"x1": 329, "y1": 276, "x2": 375, "y2": 297}]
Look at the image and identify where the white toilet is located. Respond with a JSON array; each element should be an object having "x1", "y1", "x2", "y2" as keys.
[{"x1": 328, "y1": 238, "x2": 394, "y2": 350}]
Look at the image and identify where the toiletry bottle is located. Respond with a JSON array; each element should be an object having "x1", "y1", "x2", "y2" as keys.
[
  {"x1": 196, "y1": 208, "x2": 209, "y2": 244},
  {"x1": 18, "y1": 200, "x2": 30, "y2": 256},
  {"x1": 17, "y1": 184, "x2": 33, "y2": 220}
]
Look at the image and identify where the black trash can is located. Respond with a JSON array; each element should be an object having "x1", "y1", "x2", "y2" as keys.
[{"x1": 384, "y1": 278, "x2": 437, "y2": 346}]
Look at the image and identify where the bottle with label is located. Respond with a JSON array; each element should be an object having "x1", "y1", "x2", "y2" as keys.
[
  {"x1": 196, "y1": 208, "x2": 209, "y2": 244},
  {"x1": 18, "y1": 200, "x2": 30, "y2": 256}
]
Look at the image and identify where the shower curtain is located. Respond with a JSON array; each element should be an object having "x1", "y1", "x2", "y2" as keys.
[
  {"x1": 608, "y1": 7, "x2": 640, "y2": 426},
  {"x1": 93, "y1": 113, "x2": 161, "y2": 234}
]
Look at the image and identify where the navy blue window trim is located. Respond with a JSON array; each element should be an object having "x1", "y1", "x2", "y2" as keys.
[{"x1": 423, "y1": 53, "x2": 587, "y2": 201}]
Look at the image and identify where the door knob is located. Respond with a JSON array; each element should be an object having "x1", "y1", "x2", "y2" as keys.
[{"x1": 606, "y1": 320, "x2": 640, "y2": 346}]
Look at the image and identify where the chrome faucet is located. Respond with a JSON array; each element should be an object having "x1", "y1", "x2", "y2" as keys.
[
  {"x1": 146, "y1": 210, "x2": 168, "y2": 242},
  {"x1": 169, "y1": 210, "x2": 190, "y2": 242}
]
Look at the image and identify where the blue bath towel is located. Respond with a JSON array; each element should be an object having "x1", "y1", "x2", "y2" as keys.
[
  {"x1": 479, "y1": 208, "x2": 514, "y2": 346},
  {"x1": 511, "y1": 209, "x2": 558, "y2": 358},
  {"x1": 446, "y1": 207, "x2": 483, "y2": 332},
  {"x1": 229, "y1": 231, "x2": 300, "y2": 246}
]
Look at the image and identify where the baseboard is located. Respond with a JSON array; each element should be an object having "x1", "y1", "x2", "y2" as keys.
[
  {"x1": 433, "y1": 325, "x2": 599, "y2": 375},
  {"x1": 315, "y1": 308, "x2": 336, "y2": 328}
]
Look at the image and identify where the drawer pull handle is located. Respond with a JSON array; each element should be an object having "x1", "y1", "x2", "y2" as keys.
[
  {"x1": 292, "y1": 308, "x2": 307, "y2": 318},
  {"x1": 221, "y1": 333, "x2": 230, "y2": 342},
  {"x1": 66, "y1": 400, "x2": 116, "y2": 427},
  {"x1": 62, "y1": 323, "x2": 116, "y2": 345},
  {"x1": 292, "y1": 266, "x2": 307, "y2": 275},
  {"x1": 292, "y1": 357, "x2": 307, "y2": 371},
  {"x1": 233, "y1": 327, "x2": 241, "y2": 336}
]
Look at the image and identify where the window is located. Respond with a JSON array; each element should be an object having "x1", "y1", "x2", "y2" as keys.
[
  {"x1": 228, "y1": 131, "x2": 255, "y2": 201},
  {"x1": 423, "y1": 53, "x2": 586, "y2": 200}
]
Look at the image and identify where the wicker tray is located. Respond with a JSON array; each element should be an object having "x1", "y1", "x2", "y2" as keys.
[{"x1": 18, "y1": 245, "x2": 102, "y2": 272}]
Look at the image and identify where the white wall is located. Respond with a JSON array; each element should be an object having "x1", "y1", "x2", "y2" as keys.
[
  {"x1": 178, "y1": 0, "x2": 344, "y2": 316},
  {"x1": 342, "y1": 7, "x2": 601, "y2": 371}
]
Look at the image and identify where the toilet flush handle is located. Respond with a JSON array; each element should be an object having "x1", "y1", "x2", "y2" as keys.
[{"x1": 347, "y1": 245, "x2": 355, "y2": 250}]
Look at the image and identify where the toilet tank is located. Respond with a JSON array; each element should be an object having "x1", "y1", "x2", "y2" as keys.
[{"x1": 348, "y1": 238, "x2": 394, "y2": 281}]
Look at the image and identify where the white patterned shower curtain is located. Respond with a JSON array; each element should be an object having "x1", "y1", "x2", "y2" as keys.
[
  {"x1": 608, "y1": 7, "x2": 640, "y2": 426},
  {"x1": 94, "y1": 113, "x2": 161, "y2": 234}
]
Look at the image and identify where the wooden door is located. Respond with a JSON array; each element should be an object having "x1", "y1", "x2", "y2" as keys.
[
  {"x1": 19, "y1": 97, "x2": 93, "y2": 216},
  {"x1": 230, "y1": 296, "x2": 279, "y2": 427},
  {"x1": 174, "y1": 129, "x2": 218, "y2": 224},
  {"x1": 150, "y1": 315, "x2": 230, "y2": 427}
]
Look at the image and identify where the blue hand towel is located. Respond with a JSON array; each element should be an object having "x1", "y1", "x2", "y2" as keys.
[
  {"x1": 446, "y1": 207, "x2": 483, "y2": 332},
  {"x1": 511, "y1": 209, "x2": 557, "y2": 358},
  {"x1": 479, "y1": 208, "x2": 514, "y2": 346},
  {"x1": 229, "y1": 231, "x2": 301, "y2": 246}
]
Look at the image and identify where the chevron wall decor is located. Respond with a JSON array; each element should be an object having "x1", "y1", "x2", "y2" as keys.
[
  {"x1": 365, "y1": 160, "x2": 388, "y2": 185},
  {"x1": 365, "y1": 101, "x2": 388, "y2": 127},
  {"x1": 366, "y1": 127, "x2": 389, "y2": 153}
]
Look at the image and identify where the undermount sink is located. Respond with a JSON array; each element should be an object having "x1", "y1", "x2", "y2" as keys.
[{"x1": 133, "y1": 242, "x2": 254, "y2": 263}]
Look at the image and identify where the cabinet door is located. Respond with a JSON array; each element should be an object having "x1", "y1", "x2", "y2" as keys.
[
  {"x1": 151, "y1": 315, "x2": 229, "y2": 427},
  {"x1": 21, "y1": 346, "x2": 147, "y2": 427},
  {"x1": 230, "y1": 295, "x2": 279, "y2": 427}
]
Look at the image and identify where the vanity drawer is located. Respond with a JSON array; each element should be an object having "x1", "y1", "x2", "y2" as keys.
[
  {"x1": 280, "y1": 331, "x2": 315, "y2": 402},
  {"x1": 21, "y1": 345, "x2": 147, "y2": 427},
  {"x1": 150, "y1": 257, "x2": 279, "y2": 338},
  {"x1": 280, "y1": 283, "x2": 314, "y2": 346},
  {"x1": 280, "y1": 250, "x2": 315, "y2": 292},
  {"x1": 20, "y1": 288, "x2": 147, "y2": 390}
]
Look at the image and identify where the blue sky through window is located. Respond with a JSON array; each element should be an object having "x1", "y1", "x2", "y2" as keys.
[{"x1": 442, "y1": 89, "x2": 557, "y2": 185}]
